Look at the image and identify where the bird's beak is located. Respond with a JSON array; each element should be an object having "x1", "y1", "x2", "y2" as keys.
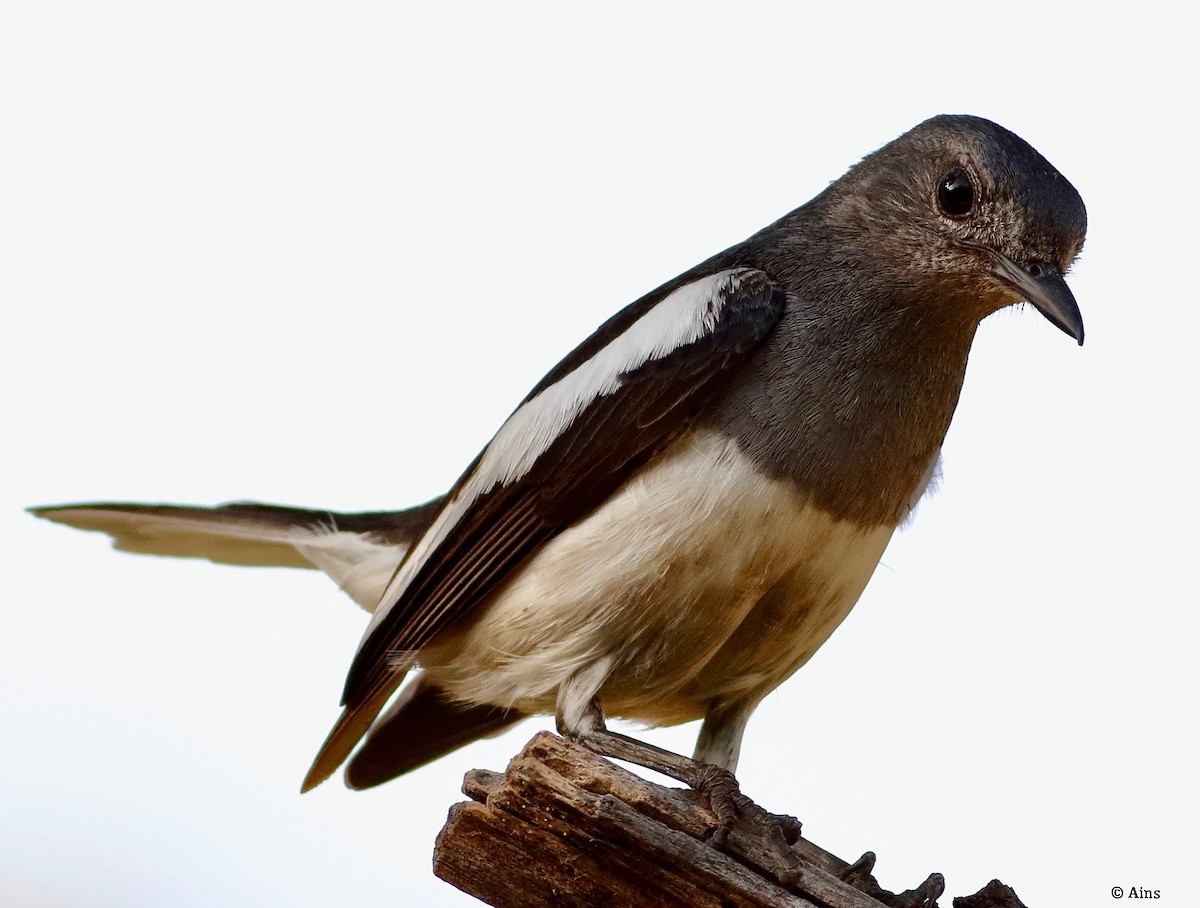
[{"x1": 988, "y1": 252, "x2": 1085, "y2": 346}]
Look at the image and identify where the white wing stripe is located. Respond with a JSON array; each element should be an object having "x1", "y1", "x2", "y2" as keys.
[
  {"x1": 476, "y1": 269, "x2": 741, "y2": 493},
  {"x1": 359, "y1": 268, "x2": 748, "y2": 645}
]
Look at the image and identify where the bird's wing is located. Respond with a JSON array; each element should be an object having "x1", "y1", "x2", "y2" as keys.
[
  {"x1": 344, "y1": 675, "x2": 524, "y2": 789},
  {"x1": 29, "y1": 499, "x2": 444, "y2": 611},
  {"x1": 302, "y1": 267, "x2": 783, "y2": 789}
]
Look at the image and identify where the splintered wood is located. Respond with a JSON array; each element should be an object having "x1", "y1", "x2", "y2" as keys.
[{"x1": 433, "y1": 732, "x2": 1015, "y2": 908}]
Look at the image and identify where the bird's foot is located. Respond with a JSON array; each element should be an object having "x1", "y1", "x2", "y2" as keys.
[
  {"x1": 691, "y1": 762, "x2": 752, "y2": 847},
  {"x1": 558, "y1": 699, "x2": 802, "y2": 860},
  {"x1": 565, "y1": 723, "x2": 804, "y2": 859},
  {"x1": 690, "y1": 762, "x2": 804, "y2": 882}
]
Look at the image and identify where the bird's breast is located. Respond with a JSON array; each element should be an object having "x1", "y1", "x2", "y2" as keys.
[{"x1": 420, "y1": 428, "x2": 895, "y2": 724}]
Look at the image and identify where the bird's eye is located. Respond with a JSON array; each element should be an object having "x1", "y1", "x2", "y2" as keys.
[{"x1": 937, "y1": 168, "x2": 974, "y2": 217}]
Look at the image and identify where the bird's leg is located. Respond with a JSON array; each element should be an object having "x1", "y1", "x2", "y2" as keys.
[
  {"x1": 696, "y1": 698, "x2": 804, "y2": 850},
  {"x1": 556, "y1": 696, "x2": 749, "y2": 847}
]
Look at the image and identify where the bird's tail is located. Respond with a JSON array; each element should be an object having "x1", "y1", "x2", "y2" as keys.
[
  {"x1": 32, "y1": 497, "x2": 519, "y2": 788},
  {"x1": 343, "y1": 675, "x2": 524, "y2": 790},
  {"x1": 29, "y1": 498, "x2": 444, "y2": 610}
]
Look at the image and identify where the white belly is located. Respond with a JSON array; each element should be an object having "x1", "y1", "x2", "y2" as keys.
[{"x1": 420, "y1": 428, "x2": 895, "y2": 724}]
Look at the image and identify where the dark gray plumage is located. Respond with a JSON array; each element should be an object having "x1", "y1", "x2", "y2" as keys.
[{"x1": 33, "y1": 115, "x2": 1086, "y2": 835}]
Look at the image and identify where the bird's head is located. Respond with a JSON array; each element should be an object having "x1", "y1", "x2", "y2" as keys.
[{"x1": 823, "y1": 114, "x2": 1087, "y2": 344}]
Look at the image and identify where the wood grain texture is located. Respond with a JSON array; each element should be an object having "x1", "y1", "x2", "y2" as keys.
[{"x1": 434, "y1": 733, "x2": 1022, "y2": 908}]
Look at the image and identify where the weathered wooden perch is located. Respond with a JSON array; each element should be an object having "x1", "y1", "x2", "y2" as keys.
[{"x1": 434, "y1": 733, "x2": 1028, "y2": 908}]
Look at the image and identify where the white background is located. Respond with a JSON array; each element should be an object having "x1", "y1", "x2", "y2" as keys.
[{"x1": 2, "y1": 3, "x2": 1196, "y2": 906}]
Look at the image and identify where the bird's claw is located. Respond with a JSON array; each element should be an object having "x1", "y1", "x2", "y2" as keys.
[
  {"x1": 766, "y1": 822, "x2": 806, "y2": 887},
  {"x1": 692, "y1": 762, "x2": 745, "y2": 847},
  {"x1": 691, "y1": 762, "x2": 803, "y2": 864},
  {"x1": 768, "y1": 811, "x2": 803, "y2": 845},
  {"x1": 840, "y1": 850, "x2": 877, "y2": 885}
]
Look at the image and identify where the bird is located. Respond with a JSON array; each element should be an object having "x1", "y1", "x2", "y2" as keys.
[{"x1": 33, "y1": 114, "x2": 1086, "y2": 839}]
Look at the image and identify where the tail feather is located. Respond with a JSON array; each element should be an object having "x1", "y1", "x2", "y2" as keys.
[
  {"x1": 345, "y1": 676, "x2": 525, "y2": 790},
  {"x1": 30, "y1": 498, "x2": 444, "y2": 610},
  {"x1": 30, "y1": 496, "x2": 515, "y2": 789},
  {"x1": 301, "y1": 671, "x2": 407, "y2": 792}
]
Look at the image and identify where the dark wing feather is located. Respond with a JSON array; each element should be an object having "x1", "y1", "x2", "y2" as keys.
[
  {"x1": 303, "y1": 268, "x2": 783, "y2": 789},
  {"x1": 345, "y1": 676, "x2": 524, "y2": 789},
  {"x1": 346, "y1": 269, "x2": 782, "y2": 704}
]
